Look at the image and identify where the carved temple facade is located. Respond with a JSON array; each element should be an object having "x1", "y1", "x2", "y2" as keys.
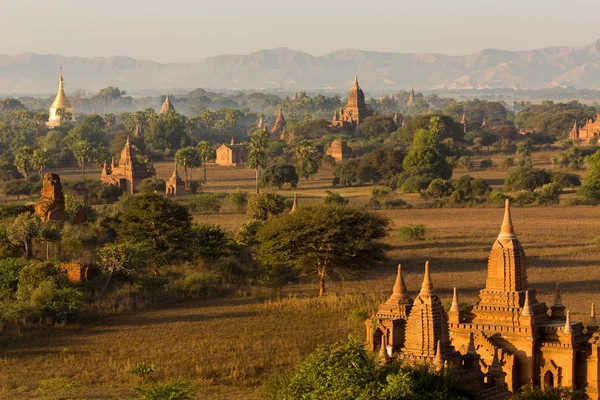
[
  {"x1": 101, "y1": 136, "x2": 155, "y2": 194},
  {"x1": 330, "y1": 76, "x2": 372, "y2": 130},
  {"x1": 366, "y1": 200, "x2": 600, "y2": 398}
]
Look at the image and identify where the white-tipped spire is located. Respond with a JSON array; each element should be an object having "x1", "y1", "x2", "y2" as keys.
[
  {"x1": 564, "y1": 310, "x2": 572, "y2": 334},
  {"x1": 498, "y1": 199, "x2": 516, "y2": 240},
  {"x1": 434, "y1": 340, "x2": 444, "y2": 366},
  {"x1": 590, "y1": 303, "x2": 598, "y2": 327},
  {"x1": 521, "y1": 290, "x2": 533, "y2": 316},
  {"x1": 450, "y1": 287, "x2": 460, "y2": 312},
  {"x1": 419, "y1": 261, "x2": 434, "y2": 296}
]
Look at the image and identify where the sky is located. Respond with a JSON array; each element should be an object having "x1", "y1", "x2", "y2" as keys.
[{"x1": 2, "y1": 0, "x2": 599, "y2": 63}]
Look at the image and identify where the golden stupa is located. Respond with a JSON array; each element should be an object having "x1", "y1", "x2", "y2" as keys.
[{"x1": 47, "y1": 71, "x2": 74, "y2": 128}]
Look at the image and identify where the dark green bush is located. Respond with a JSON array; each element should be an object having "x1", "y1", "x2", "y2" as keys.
[
  {"x1": 0, "y1": 258, "x2": 28, "y2": 298},
  {"x1": 398, "y1": 224, "x2": 426, "y2": 241},
  {"x1": 189, "y1": 193, "x2": 222, "y2": 214}
]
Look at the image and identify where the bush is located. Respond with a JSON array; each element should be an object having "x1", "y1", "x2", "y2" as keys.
[
  {"x1": 479, "y1": 158, "x2": 494, "y2": 169},
  {"x1": 515, "y1": 191, "x2": 539, "y2": 206},
  {"x1": 488, "y1": 190, "x2": 510, "y2": 205},
  {"x1": 34, "y1": 283, "x2": 84, "y2": 323},
  {"x1": 422, "y1": 179, "x2": 453, "y2": 200},
  {"x1": 189, "y1": 193, "x2": 222, "y2": 214},
  {"x1": 16, "y1": 262, "x2": 67, "y2": 302},
  {"x1": 501, "y1": 157, "x2": 515, "y2": 169},
  {"x1": 174, "y1": 272, "x2": 224, "y2": 298},
  {"x1": 247, "y1": 193, "x2": 286, "y2": 221},
  {"x1": 322, "y1": 190, "x2": 349, "y2": 206},
  {"x1": 234, "y1": 220, "x2": 264, "y2": 247},
  {"x1": 261, "y1": 164, "x2": 299, "y2": 189},
  {"x1": 138, "y1": 177, "x2": 167, "y2": 194},
  {"x1": 133, "y1": 378, "x2": 195, "y2": 400},
  {"x1": 398, "y1": 224, "x2": 426, "y2": 241},
  {"x1": 190, "y1": 223, "x2": 229, "y2": 260},
  {"x1": 0, "y1": 204, "x2": 33, "y2": 218},
  {"x1": 187, "y1": 180, "x2": 201, "y2": 194},
  {"x1": 229, "y1": 189, "x2": 248, "y2": 212},
  {"x1": 384, "y1": 198, "x2": 409, "y2": 209},
  {"x1": 129, "y1": 362, "x2": 155, "y2": 381},
  {"x1": 0, "y1": 258, "x2": 28, "y2": 298},
  {"x1": 456, "y1": 156, "x2": 473, "y2": 170}
]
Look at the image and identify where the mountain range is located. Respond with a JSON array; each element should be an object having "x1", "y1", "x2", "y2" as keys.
[{"x1": 2, "y1": 39, "x2": 600, "y2": 95}]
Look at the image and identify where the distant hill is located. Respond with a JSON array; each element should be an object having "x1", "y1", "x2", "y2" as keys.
[{"x1": 2, "y1": 39, "x2": 600, "y2": 94}]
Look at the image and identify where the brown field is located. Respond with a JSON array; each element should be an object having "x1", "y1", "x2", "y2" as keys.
[{"x1": 1, "y1": 203, "x2": 600, "y2": 399}]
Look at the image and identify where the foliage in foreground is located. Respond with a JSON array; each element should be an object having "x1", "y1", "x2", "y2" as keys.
[{"x1": 260, "y1": 338, "x2": 474, "y2": 400}]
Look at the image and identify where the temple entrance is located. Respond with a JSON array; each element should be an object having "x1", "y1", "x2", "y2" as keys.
[
  {"x1": 544, "y1": 371, "x2": 554, "y2": 389},
  {"x1": 373, "y1": 328, "x2": 384, "y2": 351}
]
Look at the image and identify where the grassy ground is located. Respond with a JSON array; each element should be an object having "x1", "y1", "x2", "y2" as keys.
[{"x1": 1, "y1": 204, "x2": 599, "y2": 399}]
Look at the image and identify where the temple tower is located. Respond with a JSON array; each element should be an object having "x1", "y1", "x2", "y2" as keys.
[
  {"x1": 47, "y1": 70, "x2": 75, "y2": 128},
  {"x1": 159, "y1": 94, "x2": 175, "y2": 114}
]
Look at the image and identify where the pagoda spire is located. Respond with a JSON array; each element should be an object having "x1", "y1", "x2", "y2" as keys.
[
  {"x1": 450, "y1": 287, "x2": 460, "y2": 312},
  {"x1": 379, "y1": 337, "x2": 391, "y2": 365},
  {"x1": 553, "y1": 283, "x2": 563, "y2": 307},
  {"x1": 290, "y1": 193, "x2": 298, "y2": 214},
  {"x1": 498, "y1": 199, "x2": 516, "y2": 240},
  {"x1": 521, "y1": 290, "x2": 533, "y2": 316},
  {"x1": 590, "y1": 303, "x2": 598, "y2": 327},
  {"x1": 230, "y1": 137, "x2": 235, "y2": 145},
  {"x1": 467, "y1": 332, "x2": 477, "y2": 356},
  {"x1": 171, "y1": 161, "x2": 179, "y2": 178},
  {"x1": 386, "y1": 264, "x2": 409, "y2": 304},
  {"x1": 419, "y1": 261, "x2": 434, "y2": 296},
  {"x1": 551, "y1": 283, "x2": 566, "y2": 319},
  {"x1": 564, "y1": 310, "x2": 572, "y2": 334},
  {"x1": 353, "y1": 75, "x2": 359, "y2": 88},
  {"x1": 433, "y1": 340, "x2": 444, "y2": 367}
]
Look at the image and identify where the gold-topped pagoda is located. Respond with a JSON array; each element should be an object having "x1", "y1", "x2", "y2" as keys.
[{"x1": 47, "y1": 71, "x2": 75, "y2": 128}]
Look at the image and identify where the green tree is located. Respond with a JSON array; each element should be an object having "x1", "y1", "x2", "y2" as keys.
[
  {"x1": 516, "y1": 139, "x2": 533, "y2": 157},
  {"x1": 190, "y1": 223, "x2": 230, "y2": 260},
  {"x1": 247, "y1": 129, "x2": 270, "y2": 194},
  {"x1": 197, "y1": 141, "x2": 211, "y2": 182},
  {"x1": 256, "y1": 205, "x2": 388, "y2": 296},
  {"x1": 14, "y1": 146, "x2": 34, "y2": 184},
  {"x1": 97, "y1": 242, "x2": 143, "y2": 292},
  {"x1": 3, "y1": 180, "x2": 31, "y2": 200},
  {"x1": 504, "y1": 167, "x2": 551, "y2": 193},
  {"x1": 295, "y1": 141, "x2": 320, "y2": 179},
  {"x1": 70, "y1": 139, "x2": 93, "y2": 178},
  {"x1": 115, "y1": 194, "x2": 192, "y2": 269},
  {"x1": 175, "y1": 146, "x2": 202, "y2": 183},
  {"x1": 7, "y1": 213, "x2": 41, "y2": 258},
  {"x1": 261, "y1": 164, "x2": 299, "y2": 189},
  {"x1": 402, "y1": 117, "x2": 452, "y2": 180},
  {"x1": 247, "y1": 193, "x2": 286, "y2": 221},
  {"x1": 32, "y1": 148, "x2": 49, "y2": 177},
  {"x1": 40, "y1": 222, "x2": 61, "y2": 262}
]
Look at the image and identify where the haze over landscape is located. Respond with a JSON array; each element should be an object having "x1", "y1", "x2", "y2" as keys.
[{"x1": 2, "y1": 0, "x2": 600, "y2": 93}]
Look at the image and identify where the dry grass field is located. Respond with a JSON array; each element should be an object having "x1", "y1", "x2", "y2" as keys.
[
  {"x1": 1, "y1": 204, "x2": 600, "y2": 399},
  {"x1": 0, "y1": 147, "x2": 598, "y2": 399}
]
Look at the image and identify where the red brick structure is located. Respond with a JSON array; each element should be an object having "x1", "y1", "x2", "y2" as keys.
[
  {"x1": 330, "y1": 76, "x2": 372, "y2": 130},
  {"x1": 569, "y1": 114, "x2": 600, "y2": 142},
  {"x1": 325, "y1": 139, "x2": 353, "y2": 162},
  {"x1": 166, "y1": 163, "x2": 186, "y2": 196},
  {"x1": 215, "y1": 138, "x2": 249, "y2": 166},
  {"x1": 159, "y1": 94, "x2": 175, "y2": 114},
  {"x1": 366, "y1": 200, "x2": 600, "y2": 398},
  {"x1": 101, "y1": 136, "x2": 155, "y2": 194},
  {"x1": 34, "y1": 173, "x2": 65, "y2": 222}
]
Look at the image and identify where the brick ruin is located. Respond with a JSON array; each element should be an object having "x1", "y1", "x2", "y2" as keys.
[
  {"x1": 366, "y1": 200, "x2": 600, "y2": 399},
  {"x1": 34, "y1": 173, "x2": 65, "y2": 222}
]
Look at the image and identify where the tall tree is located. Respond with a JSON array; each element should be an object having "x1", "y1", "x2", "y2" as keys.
[
  {"x1": 256, "y1": 205, "x2": 388, "y2": 296},
  {"x1": 32, "y1": 148, "x2": 49, "y2": 177},
  {"x1": 14, "y1": 146, "x2": 34, "y2": 184},
  {"x1": 7, "y1": 213, "x2": 41, "y2": 258},
  {"x1": 295, "y1": 141, "x2": 320, "y2": 180},
  {"x1": 175, "y1": 146, "x2": 202, "y2": 183},
  {"x1": 247, "y1": 129, "x2": 270, "y2": 194},
  {"x1": 197, "y1": 141, "x2": 211, "y2": 182},
  {"x1": 71, "y1": 139, "x2": 93, "y2": 178}
]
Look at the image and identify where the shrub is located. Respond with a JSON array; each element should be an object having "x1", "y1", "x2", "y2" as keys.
[
  {"x1": 64, "y1": 195, "x2": 96, "y2": 223},
  {"x1": 187, "y1": 180, "x2": 201, "y2": 194},
  {"x1": 234, "y1": 220, "x2": 264, "y2": 247},
  {"x1": 479, "y1": 158, "x2": 493, "y2": 169},
  {"x1": 16, "y1": 262, "x2": 67, "y2": 302},
  {"x1": 384, "y1": 198, "x2": 409, "y2": 209},
  {"x1": 488, "y1": 190, "x2": 510, "y2": 205},
  {"x1": 515, "y1": 191, "x2": 539, "y2": 206},
  {"x1": 0, "y1": 204, "x2": 32, "y2": 218},
  {"x1": 188, "y1": 193, "x2": 222, "y2": 214},
  {"x1": 138, "y1": 177, "x2": 167, "y2": 194},
  {"x1": 129, "y1": 362, "x2": 156, "y2": 381},
  {"x1": 398, "y1": 224, "x2": 426, "y2": 241},
  {"x1": 261, "y1": 164, "x2": 299, "y2": 189},
  {"x1": 501, "y1": 157, "x2": 515, "y2": 169},
  {"x1": 422, "y1": 179, "x2": 453, "y2": 199},
  {"x1": 190, "y1": 223, "x2": 229, "y2": 260},
  {"x1": 399, "y1": 175, "x2": 434, "y2": 193},
  {"x1": 34, "y1": 283, "x2": 84, "y2": 323},
  {"x1": 456, "y1": 156, "x2": 473, "y2": 170},
  {"x1": 133, "y1": 378, "x2": 195, "y2": 400},
  {"x1": 538, "y1": 183, "x2": 561, "y2": 205},
  {"x1": 174, "y1": 272, "x2": 224, "y2": 298},
  {"x1": 0, "y1": 258, "x2": 28, "y2": 298},
  {"x1": 229, "y1": 189, "x2": 248, "y2": 212},
  {"x1": 35, "y1": 377, "x2": 84, "y2": 399},
  {"x1": 247, "y1": 193, "x2": 286, "y2": 221},
  {"x1": 322, "y1": 190, "x2": 349, "y2": 206}
]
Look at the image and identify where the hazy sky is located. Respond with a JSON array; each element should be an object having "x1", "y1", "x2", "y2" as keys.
[{"x1": 2, "y1": 0, "x2": 599, "y2": 62}]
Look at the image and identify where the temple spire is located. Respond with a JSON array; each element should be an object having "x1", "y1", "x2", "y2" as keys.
[
  {"x1": 467, "y1": 332, "x2": 477, "y2": 356},
  {"x1": 290, "y1": 193, "x2": 298, "y2": 214},
  {"x1": 353, "y1": 75, "x2": 359, "y2": 88},
  {"x1": 564, "y1": 310, "x2": 572, "y2": 334},
  {"x1": 230, "y1": 137, "x2": 235, "y2": 145},
  {"x1": 590, "y1": 303, "x2": 598, "y2": 327},
  {"x1": 498, "y1": 200, "x2": 516, "y2": 240},
  {"x1": 387, "y1": 264, "x2": 409, "y2": 303},
  {"x1": 379, "y1": 337, "x2": 391, "y2": 365},
  {"x1": 419, "y1": 261, "x2": 434, "y2": 296},
  {"x1": 450, "y1": 287, "x2": 460, "y2": 312},
  {"x1": 171, "y1": 162, "x2": 179, "y2": 178},
  {"x1": 553, "y1": 283, "x2": 563, "y2": 307},
  {"x1": 521, "y1": 290, "x2": 533, "y2": 316},
  {"x1": 434, "y1": 340, "x2": 444, "y2": 366}
]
